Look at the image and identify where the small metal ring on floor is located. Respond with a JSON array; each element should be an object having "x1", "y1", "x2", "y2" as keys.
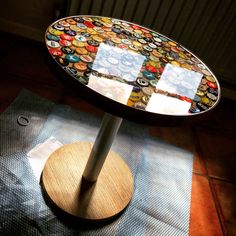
[{"x1": 17, "y1": 115, "x2": 30, "y2": 126}]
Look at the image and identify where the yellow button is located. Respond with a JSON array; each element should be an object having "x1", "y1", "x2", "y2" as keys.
[
  {"x1": 134, "y1": 29, "x2": 142, "y2": 34},
  {"x1": 75, "y1": 47, "x2": 88, "y2": 54},
  {"x1": 111, "y1": 37, "x2": 121, "y2": 44},
  {"x1": 132, "y1": 41, "x2": 142, "y2": 47},
  {"x1": 206, "y1": 76, "x2": 215, "y2": 82},
  {"x1": 196, "y1": 90, "x2": 205, "y2": 97},
  {"x1": 48, "y1": 28, "x2": 63, "y2": 36},
  {"x1": 179, "y1": 52, "x2": 187, "y2": 59},
  {"x1": 70, "y1": 25, "x2": 81, "y2": 32},
  {"x1": 181, "y1": 63, "x2": 192, "y2": 70},
  {"x1": 92, "y1": 35, "x2": 104, "y2": 42},
  {"x1": 72, "y1": 40, "x2": 85, "y2": 47},
  {"x1": 168, "y1": 41, "x2": 177, "y2": 47},
  {"x1": 171, "y1": 61, "x2": 180, "y2": 67},
  {"x1": 87, "y1": 28, "x2": 97, "y2": 35},
  {"x1": 201, "y1": 97, "x2": 210, "y2": 105},
  {"x1": 127, "y1": 99, "x2": 134, "y2": 107},
  {"x1": 101, "y1": 17, "x2": 111, "y2": 23}
]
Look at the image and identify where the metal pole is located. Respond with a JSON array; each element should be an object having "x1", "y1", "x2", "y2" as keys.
[{"x1": 82, "y1": 113, "x2": 123, "y2": 182}]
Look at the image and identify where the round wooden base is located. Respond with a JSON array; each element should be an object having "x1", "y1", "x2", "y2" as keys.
[{"x1": 41, "y1": 142, "x2": 134, "y2": 222}]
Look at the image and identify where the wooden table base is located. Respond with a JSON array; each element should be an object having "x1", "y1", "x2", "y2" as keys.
[{"x1": 41, "y1": 142, "x2": 134, "y2": 222}]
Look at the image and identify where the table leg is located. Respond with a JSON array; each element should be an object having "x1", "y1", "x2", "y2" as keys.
[
  {"x1": 41, "y1": 113, "x2": 133, "y2": 222},
  {"x1": 83, "y1": 113, "x2": 122, "y2": 182}
]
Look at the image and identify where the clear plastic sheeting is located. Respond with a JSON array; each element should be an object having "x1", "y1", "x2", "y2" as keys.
[
  {"x1": 0, "y1": 90, "x2": 193, "y2": 235},
  {"x1": 0, "y1": 90, "x2": 54, "y2": 157}
]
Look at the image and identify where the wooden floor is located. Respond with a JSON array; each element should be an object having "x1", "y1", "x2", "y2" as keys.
[{"x1": 0, "y1": 31, "x2": 235, "y2": 236}]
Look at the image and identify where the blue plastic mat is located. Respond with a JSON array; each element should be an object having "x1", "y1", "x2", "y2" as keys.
[{"x1": 0, "y1": 90, "x2": 193, "y2": 235}]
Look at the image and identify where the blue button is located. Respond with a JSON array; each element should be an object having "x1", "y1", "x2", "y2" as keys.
[
  {"x1": 143, "y1": 71, "x2": 156, "y2": 80},
  {"x1": 46, "y1": 33, "x2": 60, "y2": 42},
  {"x1": 65, "y1": 54, "x2": 80, "y2": 63}
]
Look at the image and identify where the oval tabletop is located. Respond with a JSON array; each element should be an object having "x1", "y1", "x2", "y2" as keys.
[{"x1": 45, "y1": 15, "x2": 220, "y2": 125}]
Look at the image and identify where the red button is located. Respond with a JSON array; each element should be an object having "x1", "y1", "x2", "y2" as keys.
[
  {"x1": 159, "y1": 67, "x2": 164, "y2": 74},
  {"x1": 60, "y1": 33, "x2": 73, "y2": 41},
  {"x1": 132, "y1": 25, "x2": 141, "y2": 30},
  {"x1": 103, "y1": 26, "x2": 111, "y2": 31},
  {"x1": 180, "y1": 96, "x2": 192, "y2": 103},
  {"x1": 59, "y1": 39, "x2": 71, "y2": 46},
  {"x1": 84, "y1": 21, "x2": 94, "y2": 28},
  {"x1": 86, "y1": 45, "x2": 98, "y2": 53},
  {"x1": 141, "y1": 28, "x2": 149, "y2": 33},
  {"x1": 49, "y1": 48, "x2": 63, "y2": 56},
  {"x1": 118, "y1": 44, "x2": 128, "y2": 49},
  {"x1": 207, "y1": 81, "x2": 218, "y2": 89},
  {"x1": 146, "y1": 65, "x2": 157, "y2": 73}
]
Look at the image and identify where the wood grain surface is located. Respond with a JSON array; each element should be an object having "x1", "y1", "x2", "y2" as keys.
[{"x1": 42, "y1": 142, "x2": 134, "y2": 221}]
